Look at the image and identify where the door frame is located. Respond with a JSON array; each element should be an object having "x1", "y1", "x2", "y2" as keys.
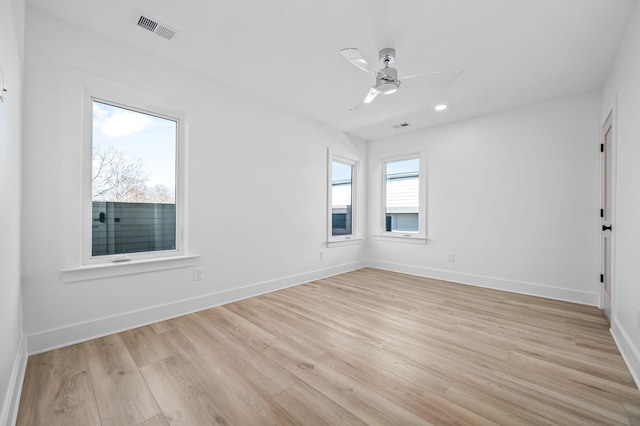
[{"x1": 600, "y1": 108, "x2": 616, "y2": 320}]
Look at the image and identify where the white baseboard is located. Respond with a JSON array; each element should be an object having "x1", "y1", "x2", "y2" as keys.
[
  {"x1": 27, "y1": 260, "x2": 367, "y2": 355},
  {"x1": 611, "y1": 318, "x2": 640, "y2": 390},
  {"x1": 26, "y1": 258, "x2": 602, "y2": 354},
  {"x1": 366, "y1": 260, "x2": 599, "y2": 306},
  {"x1": 1, "y1": 334, "x2": 27, "y2": 426}
]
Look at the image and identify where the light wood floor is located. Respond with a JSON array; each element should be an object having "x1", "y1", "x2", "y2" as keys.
[{"x1": 17, "y1": 268, "x2": 640, "y2": 425}]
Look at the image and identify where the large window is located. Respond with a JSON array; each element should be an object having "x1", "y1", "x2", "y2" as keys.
[
  {"x1": 89, "y1": 98, "x2": 181, "y2": 260},
  {"x1": 382, "y1": 155, "x2": 425, "y2": 239},
  {"x1": 328, "y1": 155, "x2": 358, "y2": 243}
]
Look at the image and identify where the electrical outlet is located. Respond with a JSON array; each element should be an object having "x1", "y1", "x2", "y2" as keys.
[
  {"x1": 447, "y1": 252, "x2": 455, "y2": 262},
  {"x1": 320, "y1": 250, "x2": 325, "y2": 260},
  {"x1": 193, "y1": 267, "x2": 203, "y2": 281}
]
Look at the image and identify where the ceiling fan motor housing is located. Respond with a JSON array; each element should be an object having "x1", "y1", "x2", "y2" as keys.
[
  {"x1": 376, "y1": 66, "x2": 399, "y2": 94},
  {"x1": 379, "y1": 47, "x2": 396, "y2": 64}
]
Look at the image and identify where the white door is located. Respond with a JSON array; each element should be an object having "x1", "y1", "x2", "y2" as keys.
[{"x1": 601, "y1": 112, "x2": 613, "y2": 321}]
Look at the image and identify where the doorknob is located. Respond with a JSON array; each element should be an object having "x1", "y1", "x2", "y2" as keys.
[{"x1": 602, "y1": 225, "x2": 612, "y2": 231}]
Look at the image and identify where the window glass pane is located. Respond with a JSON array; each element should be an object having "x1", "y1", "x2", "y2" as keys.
[
  {"x1": 91, "y1": 100, "x2": 177, "y2": 256},
  {"x1": 331, "y1": 161, "x2": 353, "y2": 236},
  {"x1": 385, "y1": 158, "x2": 419, "y2": 232}
]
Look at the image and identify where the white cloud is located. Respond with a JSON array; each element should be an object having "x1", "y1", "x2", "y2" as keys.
[
  {"x1": 93, "y1": 103, "x2": 108, "y2": 120},
  {"x1": 100, "y1": 110, "x2": 153, "y2": 138}
]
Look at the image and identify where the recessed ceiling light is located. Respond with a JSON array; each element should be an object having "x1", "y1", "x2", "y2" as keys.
[{"x1": 435, "y1": 104, "x2": 448, "y2": 111}]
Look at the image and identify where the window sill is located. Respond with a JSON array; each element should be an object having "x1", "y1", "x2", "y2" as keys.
[
  {"x1": 61, "y1": 255, "x2": 200, "y2": 283},
  {"x1": 327, "y1": 238, "x2": 363, "y2": 248},
  {"x1": 374, "y1": 234, "x2": 427, "y2": 245}
]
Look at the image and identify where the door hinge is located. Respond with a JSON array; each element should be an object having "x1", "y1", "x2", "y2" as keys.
[
  {"x1": 600, "y1": 143, "x2": 604, "y2": 152},
  {"x1": 600, "y1": 274, "x2": 604, "y2": 283},
  {"x1": 600, "y1": 208, "x2": 604, "y2": 218}
]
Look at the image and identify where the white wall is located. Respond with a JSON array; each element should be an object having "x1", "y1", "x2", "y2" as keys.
[
  {"x1": 602, "y1": 0, "x2": 640, "y2": 388},
  {"x1": 367, "y1": 92, "x2": 601, "y2": 305},
  {"x1": 22, "y1": 7, "x2": 366, "y2": 353},
  {"x1": 0, "y1": 0, "x2": 26, "y2": 424}
]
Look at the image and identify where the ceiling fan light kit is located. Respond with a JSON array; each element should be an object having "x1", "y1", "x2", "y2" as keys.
[{"x1": 340, "y1": 47, "x2": 463, "y2": 111}]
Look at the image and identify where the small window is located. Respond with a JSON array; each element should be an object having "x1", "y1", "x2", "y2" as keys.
[
  {"x1": 90, "y1": 99, "x2": 181, "y2": 260},
  {"x1": 382, "y1": 155, "x2": 425, "y2": 238},
  {"x1": 328, "y1": 156, "x2": 358, "y2": 242}
]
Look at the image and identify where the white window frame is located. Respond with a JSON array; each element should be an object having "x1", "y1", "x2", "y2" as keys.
[
  {"x1": 82, "y1": 92, "x2": 187, "y2": 265},
  {"x1": 327, "y1": 153, "x2": 360, "y2": 245},
  {"x1": 380, "y1": 152, "x2": 426, "y2": 241}
]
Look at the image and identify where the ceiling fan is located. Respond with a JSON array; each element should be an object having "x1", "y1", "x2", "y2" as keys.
[{"x1": 339, "y1": 47, "x2": 464, "y2": 110}]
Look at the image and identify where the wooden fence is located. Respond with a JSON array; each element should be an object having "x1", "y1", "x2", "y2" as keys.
[{"x1": 92, "y1": 201, "x2": 176, "y2": 256}]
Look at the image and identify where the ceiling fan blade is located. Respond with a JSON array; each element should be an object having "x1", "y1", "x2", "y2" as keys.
[
  {"x1": 363, "y1": 86, "x2": 379, "y2": 103},
  {"x1": 401, "y1": 70, "x2": 465, "y2": 88},
  {"x1": 340, "y1": 48, "x2": 380, "y2": 75},
  {"x1": 349, "y1": 86, "x2": 379, "y2": 111}
]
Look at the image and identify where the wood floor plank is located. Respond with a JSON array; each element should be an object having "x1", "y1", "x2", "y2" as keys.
[
  {"x1": 15, "y1": 356, "x2": 41, "y2": 425},
  {"x1": 272, "y1": 380, "x2": 367, "y2": 425},
  {"x1": 120, "y1": 325, "x2": 176, "y2": 369},
  {"x1": 159, "y1": 324, "x2": 295, "y2": 424},
  {"x1": 139, "y1": 355, "x2": 237, "y2": 425},
  {"x1": 177, "y1": 312, "x2": 299, "y2": 396},
  {"x1": 20, "y1": 344, "x2": 101, "y2": 426},
  {"x1": 136, "y1": 414, "x2": 169, "y2": 426},
  {"x1": 16, "y1": 268, "x2": 640, "y2": 425},
  {"x1": 288, "y1": 350, "x2": 435, "y2": 426},
  {"x1": 149, "y1": 320, "x2": 176, "y2": 335},
  {"x1": 201, "y1": 305, "x2": 278, "y2": 344},
  {"x1": 84, "y1": 335, "x2": 161, "y2": 426},
  {"x1": 320, "y1": 347, "x2": 498, "y2": 425},
  {"x1": 224, "y1": 300, "x2": 330, "y2": 358},
  {"x1": 623, "y1": 401, "x2": 640, "y2": 424}
]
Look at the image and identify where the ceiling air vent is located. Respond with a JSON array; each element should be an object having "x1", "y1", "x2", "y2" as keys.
[
  {"x1": 391, "y1": 122, "x2": 410, "y2": 129},
  {"x1": 134, "y1": 13, "x2": 177, "y2": 41}
]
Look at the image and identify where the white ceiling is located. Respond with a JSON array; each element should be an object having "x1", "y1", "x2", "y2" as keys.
[{"x1": 27, "y1": 0, "x2": 636, "y2": 141}]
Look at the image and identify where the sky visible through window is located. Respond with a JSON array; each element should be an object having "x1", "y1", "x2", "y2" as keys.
[
  {"x1": 92, "y1": 101, "x2": 177, "y2": 203},
  {"x1": 386, "y1": 158, "x2": 419, "y2": 177},
  {"x1": 332, "y1": 161, "x2": 353, "y2": 209},
  {"x1": 332, "y1": 161, "x2": 352, "y2": 182}
]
